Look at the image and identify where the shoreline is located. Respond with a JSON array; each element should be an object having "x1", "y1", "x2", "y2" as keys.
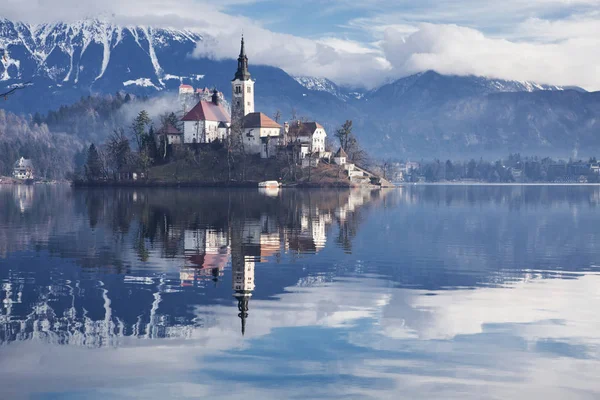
[
  {"x1": 70, "y1": 180, "x2": 356, "y2": 189},
  {"x1": 399, "y1": 182, "x2": 600, "y2": 186}
]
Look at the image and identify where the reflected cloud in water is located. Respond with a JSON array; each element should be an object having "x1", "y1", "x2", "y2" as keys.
[{"x1": 0, "y1": 185, "x2": 600, "y2": 399}]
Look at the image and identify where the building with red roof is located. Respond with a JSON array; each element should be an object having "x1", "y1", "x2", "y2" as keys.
[{"x1": 181, "y1": 90, "x2": 231, "y2": 143}]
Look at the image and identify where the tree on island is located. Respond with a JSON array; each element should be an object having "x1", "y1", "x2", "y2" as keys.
[
  {"x1": 335, "y1": 120, "x2": 368, "y2": 166},
  {"x1": 157, "y1": 112, "x2": 180, "y2": 161},
  {"x1": 85, "y1": 143, "x2": 104, "y2": 181},
  {"x1": 107, "y1": 128, "x2": 132, "y2": 177},
  {"x1": 273, "y1": 110, "x2": 282, "y2": 124},
  {"x1": 131, "y1": 110, "x2": 151, "y2": 152}
]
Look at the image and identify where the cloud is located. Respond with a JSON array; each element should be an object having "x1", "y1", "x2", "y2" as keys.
[
  {"x1": 2, "y1": 273, "x2": 600, "y2": 399},
  {"x1": 380, "y1": 23, "x2": 600, "y2": 90},
  {"x1": 193, "y1": 28, "x2": 391, "y2": 88},
  {"x1": 0, "y1": 0, "x2": 599, "y2": 90}
]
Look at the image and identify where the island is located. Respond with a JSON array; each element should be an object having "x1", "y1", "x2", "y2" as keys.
[{"x1": 71, "y1": 37, "x2": 392, "y2": 189}]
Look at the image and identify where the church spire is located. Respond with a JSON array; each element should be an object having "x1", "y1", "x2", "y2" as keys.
[
  {"x1": 236, "y1": 294, "x2": 249, "y2": 336},
  {"x1": 239, "y1": 34, "x2": 246, "y2": 58},
  {"x1": 234, "y1": 35, "x2": 251, "y2": 81}
]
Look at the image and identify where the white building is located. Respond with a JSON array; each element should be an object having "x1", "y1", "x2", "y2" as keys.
[
  {"x1": 231, "y1": 36, "x2": 254, "y2": 126},
  {"x1": 13, "y1": 157, "x2": 34, "y2": 180},
  {"x1": 179, "y1": 84, "x2": 194, "y2": 95},
  {"x1": 242, "y1": 112, "x2": 282, "y2": 158},
  {"x1": 156, "y1": 123, "x2": 182, "y2": 145},
  {"x1": 333, "y1": 147, "x2": 348, "y2": 165},
  {"x1": 181, "y1": 91, "x2": 231, "y2": 144},
  {"x1": 285, "y1": 121, "x2": 328, "y2": 158}
]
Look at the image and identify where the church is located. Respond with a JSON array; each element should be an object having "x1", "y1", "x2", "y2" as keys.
[{"x1": 181, "y1": 37, "x2": 328, "y2": 160}]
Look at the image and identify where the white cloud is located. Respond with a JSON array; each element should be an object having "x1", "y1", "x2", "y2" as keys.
[
  {"x1": 513, "y1": 12, "x2": 600, "y2": 41},
  {"x1": 380, "y1": 23, "x2": 600, "y2": 90},
  {"x1": 2, "y1": 273, "x2": 600, "y2": 399},
  {"x1": 0, "y1": 0, "x2": 599, "y2": 89},
  {"x1": 193, "y1": 28, "x2": 391, "y2": 88}
]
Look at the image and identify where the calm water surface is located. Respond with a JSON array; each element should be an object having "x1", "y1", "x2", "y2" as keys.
[{"x1": 1, "y1": 185, "x2": 600, "y2": 399}]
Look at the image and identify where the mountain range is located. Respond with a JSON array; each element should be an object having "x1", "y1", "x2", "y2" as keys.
[{"x1": 1, "y1": 18, "x2": 599, "y2": 159}]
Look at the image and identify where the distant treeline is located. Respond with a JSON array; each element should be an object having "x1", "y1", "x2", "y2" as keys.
[
  {"x1": 404, "y1": 154, "x2": 600, "y2": 183},
  {"x1": 32, "y1": 92, "x2": 144, "y2": 143}
]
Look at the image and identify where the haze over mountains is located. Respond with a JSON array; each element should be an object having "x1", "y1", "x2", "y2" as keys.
[{"x1": 1, "y1": 18, "x2": 599, "y2": 159}]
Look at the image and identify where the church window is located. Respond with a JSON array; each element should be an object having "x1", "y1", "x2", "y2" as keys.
[
  {"x1": 235, "y1": 86, "x2": 242, "y2": 94},
  {"x1": 237, "y1": 100, "x2": 241, "y2": 107},
  {"x1": 247, "y1": 102, "x2": 251, "y2": 106},
  {"x1": 247, "y1": 86, "x2": 251, "y2": 94}
]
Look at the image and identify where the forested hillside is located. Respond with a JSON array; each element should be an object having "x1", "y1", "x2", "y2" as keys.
[
  {"x1": 0, "y1": 93, "x2": 171, "y2": 179},
  {"x1": 0, "y1": 110, "x2": 84, "y2": 179}
]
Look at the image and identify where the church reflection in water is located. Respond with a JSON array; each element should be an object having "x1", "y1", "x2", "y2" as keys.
[{"x1": 0, "y1": 187, "x2": 390, "y2": 344}]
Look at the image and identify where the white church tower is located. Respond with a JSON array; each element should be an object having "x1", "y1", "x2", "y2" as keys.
[{"x1": 231, "y1": 36, "x2": 255, "y2": 126}]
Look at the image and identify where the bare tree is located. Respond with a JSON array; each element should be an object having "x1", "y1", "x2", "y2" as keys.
[
  {"x1": 334, "y1": 120, "x2": 368, "y2": 167},
  {"x1": 335, "y1": 120, "x2": 353, "y2": 151},
  {"x1": 107, "y1": 128, "x2": 132, "y2": 176},
  {"x1": 227, "y1": 120, "x2": 248, "y2": 181}
]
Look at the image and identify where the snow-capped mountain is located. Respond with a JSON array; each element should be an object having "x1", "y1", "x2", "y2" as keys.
[
  {"x1": 1, "y1": 17, "x2": 599, "y2": 159},
  {"x1": 0, "y1": 18, "x2": 203, "y2": 90},
  {"x1": 366, "y1": 70, "x2": 576, "y2": 105},
  {"x1": 0, "y1": 17, "x2": 358, "y2": 118},
  {"x1": 293, "y1": 76, "x2": 357, "y2": 101}
]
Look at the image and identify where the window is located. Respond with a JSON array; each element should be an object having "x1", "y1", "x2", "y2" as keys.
[
  {"x1": 247, "y1": 86, "x2": 251, "y2": 94},
  {"x1": 237, "y1": 100, "x2": 241, "y2": 106},
  {"x1": 247, "y1": 102, "x2": 251, "y2": 106},
  {"x1": 235, "y1": 86, "x2": 242, "y2": 94}
]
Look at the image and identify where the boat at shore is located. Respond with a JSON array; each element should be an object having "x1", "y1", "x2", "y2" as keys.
[{"x1": 258, "y1": 181, "x2": 281, "y2": 189}]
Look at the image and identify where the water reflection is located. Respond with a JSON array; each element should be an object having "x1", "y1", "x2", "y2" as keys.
[
  {"x1": 1, "y1": 185, "x2": 600, "y2": 399},
  {"x1": 0, "y1": 187, "x2": 384, "y2": 344}
]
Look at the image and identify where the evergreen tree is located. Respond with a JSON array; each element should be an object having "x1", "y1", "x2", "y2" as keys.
[
  {"x1": 85, "y1": 143, "x2": 103, "y2": 180},
  {"x1": 131, "y1": 110, "x2": 151, "y2": 151}
]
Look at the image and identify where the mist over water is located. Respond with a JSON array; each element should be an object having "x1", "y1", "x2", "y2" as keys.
[{"x1": 1, "y1": 185, "x2": 600, "y2": 399}]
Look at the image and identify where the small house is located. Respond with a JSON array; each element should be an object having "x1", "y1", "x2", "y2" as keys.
[
  {"x1": 13, "y1": 157, "x2": 34, "y2": 180},
  {"x1": 333, "y1": 147, "x2": 348, "y2": 165},
  {"x1": 242, "y1": 112, "x2": 282, "y2": 158},
  {"x1": 156, "y1": 123, "x2": 182, "y2": 145},
  {"x1": 285, "y1": 121, "x2": 327, "y2": 156}
]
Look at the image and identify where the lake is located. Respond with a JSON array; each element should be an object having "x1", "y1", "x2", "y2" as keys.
[{"x1": 1, "y1": 184, "x2": 600, "y2": 399}]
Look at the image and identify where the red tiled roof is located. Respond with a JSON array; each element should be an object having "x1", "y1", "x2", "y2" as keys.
[
  {"x1": 182, "y1": 100, "x2": 231, "y2": 123},
  {"x1": 180, "y1": 84, "x2": 193, "y2": 89},
  {"x1": 243, "y1": 112, "x2": 281, "y2": 129}
]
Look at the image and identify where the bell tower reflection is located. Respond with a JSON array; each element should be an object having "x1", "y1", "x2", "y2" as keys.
[
  {"x1": 232, "y1": 257, "x2": 255, "y2": 336},
  {"x1": 231, "y1": 220, "x2": 257, "y2": 336}
]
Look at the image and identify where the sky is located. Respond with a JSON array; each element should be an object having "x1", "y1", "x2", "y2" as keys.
[{"x1": 0, "y1": 0, "x2": 599, "y2": 90}]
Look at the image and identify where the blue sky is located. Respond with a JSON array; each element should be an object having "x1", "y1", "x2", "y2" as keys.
[{"x1": 1, "y1": 0, "x2": 599, "y2": 89}]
